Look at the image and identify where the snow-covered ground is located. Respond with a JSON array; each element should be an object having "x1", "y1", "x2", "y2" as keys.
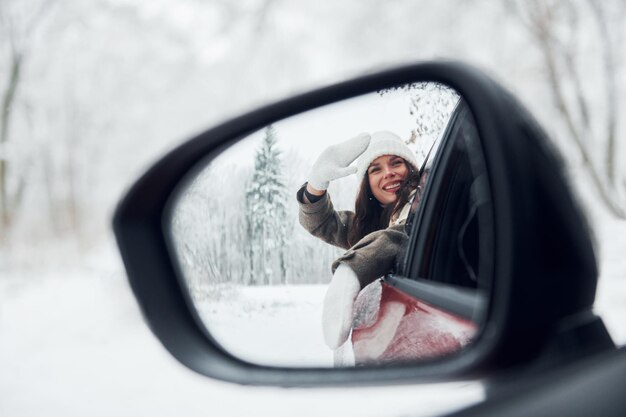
[
  {"x1": 198, "y1": 284, "x2": 334, "y2": 367},
  {"x1": 0, "y1": 259, "x2": 483, "y2": 417},
  {"x1": 1, "y1": 201, "x2": 625, "y2": 417},
  {"x1": 1, "y1": 1, "x2": 624, "y2": 415}
]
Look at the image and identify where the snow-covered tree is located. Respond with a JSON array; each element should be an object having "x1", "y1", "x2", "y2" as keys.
[
  {"x1": 245, "y1": 125, "x2": 290, "y2": 285},
  {"x1": 380, "y1": 82, "x2": 459, "y2": 165},
  {"x1": 408, "y1": 83, "x2": 459, "y2": 139}
]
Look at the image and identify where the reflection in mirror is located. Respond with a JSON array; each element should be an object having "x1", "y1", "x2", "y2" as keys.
[
  {"x1": 168, "y1": 83, "x2": 491, "y2": 368},
  {"x1": 349, "y1": 99, "x2": 493, "y2": 365}
]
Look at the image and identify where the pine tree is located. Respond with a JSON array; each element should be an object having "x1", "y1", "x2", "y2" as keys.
[{"x1": 245, "y1": 125, "x2": 290, "y2": 285}]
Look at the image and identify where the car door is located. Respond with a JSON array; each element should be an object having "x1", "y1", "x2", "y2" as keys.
[{"x1": 351, "y1": 100, "x2": 494, "y2": 364}]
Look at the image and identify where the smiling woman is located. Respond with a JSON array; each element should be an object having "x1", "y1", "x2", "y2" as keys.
[{"x1": 297, "y1": 130, "x2": 422, "y2": 351}]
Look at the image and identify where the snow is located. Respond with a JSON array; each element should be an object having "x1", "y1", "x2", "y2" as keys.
[
  {"x1": 0, "y1": 256, "x2": 483, "y2": 417},
  {"x1": 2, "y1": 204, "x2": 625, "y2": 417},
  {"x1": 198, "y1": 284, "x2": 333, "y2": 367},
  {"x1": 2, "y1": 2, "x2": 626, "y2": 416},
  {"x1": 2, "y1": 156, "x2": 626, "y2": 417}
]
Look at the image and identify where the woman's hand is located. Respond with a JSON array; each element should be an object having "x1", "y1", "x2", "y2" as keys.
[
  {"x1": 322, "y1": 263, "x2": 361, "y2": 349},
  {"x1": 307, "y1": 133, "x2": 371, "y2": 191}
]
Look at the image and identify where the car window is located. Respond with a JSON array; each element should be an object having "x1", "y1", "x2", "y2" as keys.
[{"x1": 405, "y1": 101, "x2": 493, "y2": 293}]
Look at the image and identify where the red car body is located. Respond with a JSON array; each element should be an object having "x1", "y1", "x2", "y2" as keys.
[{"x1": 351, "y1": 281, "x2": 476, "y2": 364}]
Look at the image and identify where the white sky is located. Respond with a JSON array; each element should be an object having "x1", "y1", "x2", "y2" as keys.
[{"x1": 214, "y1": 88, "x2": 421, "y2": 168}]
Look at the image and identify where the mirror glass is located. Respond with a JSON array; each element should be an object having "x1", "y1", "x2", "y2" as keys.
[{"x1": 168, "y1": 82, "x2": 493, "y2": 367}]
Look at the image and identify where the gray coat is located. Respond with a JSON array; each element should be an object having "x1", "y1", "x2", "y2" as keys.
[{"x1": 297, "y1": 185, "x2": 408, "y2": 288}]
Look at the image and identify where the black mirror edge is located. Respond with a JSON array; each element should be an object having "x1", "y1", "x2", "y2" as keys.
[
  {"x1": 480, "y1": 88, "x2": 615, "y2": 373},
  {"x1": 112, "y1": 60, "x2": 612, "y2": 387}
]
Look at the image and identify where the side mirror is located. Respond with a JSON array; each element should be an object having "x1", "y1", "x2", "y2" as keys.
[{"x1": 113, "y1": 61, "x2": 613, "y2": 386}]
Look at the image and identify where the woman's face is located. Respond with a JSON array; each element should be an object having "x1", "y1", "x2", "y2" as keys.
[{"x1": 367, "y1": 155, "x2": 409, "y2": 205}]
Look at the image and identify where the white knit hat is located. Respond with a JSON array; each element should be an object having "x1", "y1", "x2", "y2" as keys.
[{"x1": 356, "y1": 131, "x2": 419, "y2": 179}]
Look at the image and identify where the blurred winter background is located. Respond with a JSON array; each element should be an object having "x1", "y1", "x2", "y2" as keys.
[{"x1": 1, "y1": 1, "x2": 626, "y2": 416}]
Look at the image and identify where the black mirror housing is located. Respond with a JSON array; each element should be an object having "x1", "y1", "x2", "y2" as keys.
[{"x1": 113, "y1": 61, "x2": 613, "y2": 386}]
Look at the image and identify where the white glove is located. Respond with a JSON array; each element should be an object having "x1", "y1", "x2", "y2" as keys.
[
  {"x1": 322, "y1": 263, "x2": 361, "y2": 349},
  {"x1": 307, "y1": 133, "x2": 371, "y2": 191}
]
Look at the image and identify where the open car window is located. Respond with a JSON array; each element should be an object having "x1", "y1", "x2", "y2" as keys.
[{"x1": 389, "y1": 100, "x2": 494, "y2": 322}]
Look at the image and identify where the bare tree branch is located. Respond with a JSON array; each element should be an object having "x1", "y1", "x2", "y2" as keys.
[
  {"x1": 0, "y1": 0, "x2": 57, "y2": 233},
  {"x1": 509, "y1": 0, "x2": 626, "y2": 219},
  {"x1": 558, "y1": 2, "x2": 592, "y2": 134},
  {"x1": 0, "y1": 50, "x2": 23, "y2": 229},
  {"x1": 588, "y1": 0, "x2": 618, "y2": 186},
  {"x1": 253, "y1": 0, "x2": 278, "y2": 35},
  {"x1": 528, "y1": 1, "x2": 594, "y2": 163}
]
